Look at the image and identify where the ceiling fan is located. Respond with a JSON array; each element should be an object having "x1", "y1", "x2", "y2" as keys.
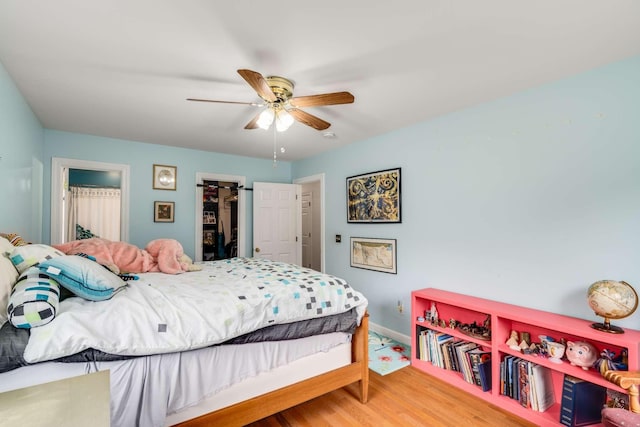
[{"x1": 187, "y1": 69, "x2": 355, "y2": 132}]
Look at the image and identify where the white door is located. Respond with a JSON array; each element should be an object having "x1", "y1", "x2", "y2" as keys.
[
  {"x1": 301, "y1": 191, "x2": 313, "y2": 269},
  {"x1": 253, "y1": 182, "x2": 301, "y2": 264}
]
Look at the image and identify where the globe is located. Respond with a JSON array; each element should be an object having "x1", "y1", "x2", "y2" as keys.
[{"x1": 587, "y1": 280, "x2": 638, "y2": 334}]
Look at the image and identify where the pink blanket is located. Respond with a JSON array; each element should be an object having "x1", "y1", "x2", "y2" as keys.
[{"x1": 53, "y1": 238, "x2": 191, "y2": 274}]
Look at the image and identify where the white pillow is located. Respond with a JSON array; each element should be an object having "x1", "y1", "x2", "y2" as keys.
[{"x1": 0, "y1": 236, "x2": 19, "y2": 326}]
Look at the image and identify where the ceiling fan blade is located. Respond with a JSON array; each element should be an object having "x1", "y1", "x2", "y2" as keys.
[
  {"x1": 244, "y1": 111, "x2": 262, "y2": 130},
  {"x1": 288, "y1": 108, "x2": 331, "y2": 131},
  {"x1": 237, "y1": 69, "x2": 277, "y2": 102},
  {"x1": 187, "y1": 98, "x2": 262, "y2": 106},
  {"x1": 290, "y1": 91, "x2": 354, "y2": 108}
]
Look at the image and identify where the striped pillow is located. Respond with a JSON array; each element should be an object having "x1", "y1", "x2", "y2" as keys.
[{"x1": 8, "y1": 267, "x2": 60, "y2": 329}]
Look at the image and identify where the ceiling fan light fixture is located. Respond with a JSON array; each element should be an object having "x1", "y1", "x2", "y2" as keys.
[
  {"x1": 275, "y1": 109, "x2": 294, "y2": 132},
  {"x1": 257, "y1": 108, "x2": 275, "y2": 130}
]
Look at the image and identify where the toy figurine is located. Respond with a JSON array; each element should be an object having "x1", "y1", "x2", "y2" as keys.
[
  {"x1": 429, "y1": 302, "x2": 439, "y2": 325},
  {"x1": 506, "y1": 330, "x2": 520, "y2": 351}
]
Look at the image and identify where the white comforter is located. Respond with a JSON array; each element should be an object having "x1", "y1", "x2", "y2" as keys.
[{"x1": 24, "y1": 257, "x2": 367, "y2": 363}]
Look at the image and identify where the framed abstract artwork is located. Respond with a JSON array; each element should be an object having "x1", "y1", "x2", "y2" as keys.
[
  {"x1": 350, "y1": 237, "x2": 397, "y2": 274},
  {"x1": 346, "y1": 168, "x2": 401, "y2": 223},
  {"x1": 154, "y1": 201, "x2": 175, "y2": 223}
]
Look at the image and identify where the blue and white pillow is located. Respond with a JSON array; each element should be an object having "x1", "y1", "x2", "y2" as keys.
[
  {"x1": 8, "y1": 267, "x2": 60, "y2": 329},
  {"x1": 9, "y1": 244, "x2": 65, "y2": 274},
  {"x1": 38, "y1": 255, "x2": 127, "y2": 301}
]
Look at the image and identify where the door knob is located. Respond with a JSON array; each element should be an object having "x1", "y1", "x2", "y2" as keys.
[{"x1": 255, "y1": 247, "x2": 260, "y2": 253}]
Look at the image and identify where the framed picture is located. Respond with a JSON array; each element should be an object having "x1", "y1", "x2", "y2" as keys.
[
  {"x1": 346, "y1": 167, "x2": 401, "y2": 223},
  {"x1": 153, "y1": 164, "x2": 177, "y2": 190},
  {"x1": 350, "y1": 237, "x2": 397, "y2": 274},
  {"x1": 154, "y1": 201, "x2": 175, "y2": 223}
]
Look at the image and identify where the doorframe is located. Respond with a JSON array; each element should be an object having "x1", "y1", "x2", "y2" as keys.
[
  {"x1": 195, "y1": 172, "x2": 246, "y2": 262},
  {"x1": 293, "y1": 173, "x2": 325, "y2": 273},
  {"x1": 51, "y1": 157, "x2": 130, "y2": 244}
]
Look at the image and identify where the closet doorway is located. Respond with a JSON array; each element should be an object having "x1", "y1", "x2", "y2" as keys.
[
  {"x1": 294, "y1": 173, "x2": 325, "y2": 273},
  {"x1": 194, "y1": 172, "x2": 246, "y2": 262}
]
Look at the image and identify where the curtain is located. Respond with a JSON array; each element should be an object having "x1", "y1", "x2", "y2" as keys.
[{"x1": 66, "y1": 186, "x2": 121, "y2": 242}]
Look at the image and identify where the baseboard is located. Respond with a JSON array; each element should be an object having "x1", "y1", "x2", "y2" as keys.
[{"x1": 369, "y1": 322, "x2": 411, "y2": 346}]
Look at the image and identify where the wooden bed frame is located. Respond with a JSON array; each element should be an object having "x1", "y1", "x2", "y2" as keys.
[{"x1": 177, "y1": 313, "x2": 370, "y2": 427}]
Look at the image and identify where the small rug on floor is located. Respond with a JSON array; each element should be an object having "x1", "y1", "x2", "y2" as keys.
[{"x1": 368, "y1": 331, "x2": 411, "y2": 376}]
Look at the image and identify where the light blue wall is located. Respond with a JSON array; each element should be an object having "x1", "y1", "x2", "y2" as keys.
[
  {"x1": 4, "y1": 54, "x2": 639, "y2": 337},
  {"x1": 293, "y1": 55, "x2": 640, "y2": 335},
  {"x1": 43, "y1": 130, "x2": 291, "y2": 257},
  {"x1": 0, "y1": 61, "x2": 44, "y2": 242}
]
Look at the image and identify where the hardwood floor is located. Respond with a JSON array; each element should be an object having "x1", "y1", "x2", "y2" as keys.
[{"x1": 247, "y1": 366, "x2": 538, "y2": 427}]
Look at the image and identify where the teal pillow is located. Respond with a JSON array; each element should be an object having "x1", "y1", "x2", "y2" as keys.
[{"x1": 38, "y1": 255, "x2": 127, "y2": 301}]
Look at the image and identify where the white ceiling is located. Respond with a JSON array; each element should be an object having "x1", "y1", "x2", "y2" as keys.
[{"x1": 1, "y1": 1, "x2": 639, "y2": 161}]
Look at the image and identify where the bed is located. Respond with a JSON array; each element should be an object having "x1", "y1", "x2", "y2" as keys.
[{"x1": 0, "y1": 240, "x2": 369, "y2": 427}]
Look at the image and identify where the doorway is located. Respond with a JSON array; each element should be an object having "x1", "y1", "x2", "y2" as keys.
[
  {"x1": 294, "y1": 173, "x2": 325, "y2": 273},
  {"x1": 51, "y1": 158, "x2": 130, "y2": 245},
  {"x1": 194, "y1": 172, "x2": 246, "y2": 262}
]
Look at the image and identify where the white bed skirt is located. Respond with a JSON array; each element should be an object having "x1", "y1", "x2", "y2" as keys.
[
  {"x1": 165, "y1": 339, "x2": 352, "y2": 425},
  {"x1": 0, "y1": 332, "x2": 352, "y2": 427}
]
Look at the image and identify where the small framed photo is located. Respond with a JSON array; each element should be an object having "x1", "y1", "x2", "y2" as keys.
[
  {"x1": 154, "y1": 201, "x2": 175, "y2": 223},
  {"x1": 347, "y1": 167, "x2": 401, "y2": 223},
  {"x1": 350, "y1": 237, "x2": 397, "y2": 274},
  {"x1": 153, "y1": 164, "x2": 177, "y2": 190}
]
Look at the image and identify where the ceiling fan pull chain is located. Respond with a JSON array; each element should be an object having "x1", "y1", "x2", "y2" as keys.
[{"x1": 272, "y1": 123, "x2": 278, "y2": 168}]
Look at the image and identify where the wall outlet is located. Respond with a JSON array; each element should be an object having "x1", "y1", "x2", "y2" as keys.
[{"x1": 397, "y1": 300, "x2": 404, "y2": 314}]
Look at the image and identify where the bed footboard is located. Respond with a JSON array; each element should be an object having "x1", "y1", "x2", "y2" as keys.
[{"x1": 177, "y1": 313, "x2": 369, "y2": 427}]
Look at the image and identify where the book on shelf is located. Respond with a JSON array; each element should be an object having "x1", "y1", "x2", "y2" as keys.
[
  {"x1": 528, "y1": 361, "x2": 538, "y2": 411},
  {"x1": 504, "y1": 355, "x2": 517, "y2": 399},
  {"x1": 512, "y1": 356, "x2": 520, "y2": 402},
  {"x1": 501, "y1": 355, "x2": 512, "y2": 397},
  {"x1": 499, "y1": 359, "x2": 506, "y2": 395},
  {"x1": 559, "y1": 375, "x2": 606, "y2": 426},
  {"x1": 467, "y1": 348, "x2": 491, "y2": 386},
  {"x1": 433, "y1": 333, "x2": 453, "y2": 368},
  {"x1": 455, "y1": 342, "x2": 478, "y2": 384},
  {"x1": 529, "y1": 363, "x2": 555, "y2": 412},
  {"x1": 478, "y1": 360, "x2": 492, "y2": 392},
  {"x1": 447, "y1": 340, "x2": 466, "y2": 372},
  {"x1": 418, "y1": 329, "x2": 430, "y2": 362},
  {"x1": 441, "y1": 339, "x2": 454, "y2": 371},
  {"x1": 452, "y1": 340, "x2": 468, "y2": 372},
  {"x1": 517, "y1": 359, "x2": 531, "y2": 409}
]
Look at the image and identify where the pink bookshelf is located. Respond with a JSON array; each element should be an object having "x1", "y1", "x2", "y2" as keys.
[{"x1": 411, "y1": 288, "x2": 640, "y2": 427}]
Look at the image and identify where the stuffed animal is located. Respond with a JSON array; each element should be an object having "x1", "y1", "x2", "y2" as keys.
[
  {"x1": 54, "y1": 238, "x2": 201, "y2": 274},
  {"x1": 54, "y1": 238, "x2": 152, "y2": 274},
  {"x1": 1, "y1": 233, "x2": 29, "y2": 246},
  {"x1": 145, "y1": 239, "x2": 202, "y2": 274}
]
